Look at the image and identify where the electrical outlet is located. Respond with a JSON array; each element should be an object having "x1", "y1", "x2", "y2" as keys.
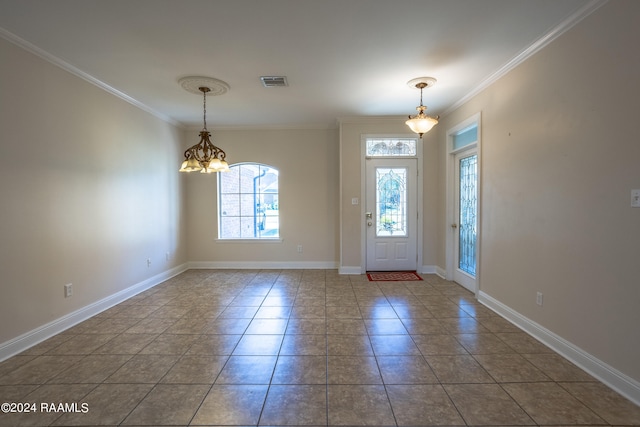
[
  {"x1": 166, "y1": 252, "x2": 170, "y2": 261},
  {"x1": 64, "y1": 283, "x2": 73, "y2": 298},
  {"x1": 297, "y1": 245, "x2": 303, "y2": 253},
  {"x1": 536, "y1": 292, "x2": 543, "y2": 306},
  {"x1": 147, "y1": 258, "x2": 152, "y2": 268}
]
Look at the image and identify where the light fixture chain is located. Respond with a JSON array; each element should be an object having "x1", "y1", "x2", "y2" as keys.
[
  {"x1": 405, "y1": 78, "x2": 438, "y2": 138},
  {"x1": 202, "y1": 88, "x2": 207, "y2": 131}
]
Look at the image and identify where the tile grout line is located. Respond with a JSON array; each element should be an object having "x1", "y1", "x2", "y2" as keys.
[
  {"x1": 372, "y1": 286, "x2": 400, "y2": 427},
  {"x1": 185, "y1": 298, "x2": 225, "y2": 427}
]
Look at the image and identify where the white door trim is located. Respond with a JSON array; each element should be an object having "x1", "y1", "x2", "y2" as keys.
[
  {"x1": 446, "y1": 113, "x2": 482, "y2": 296},
  {"x1": 360, "y1": 134, "x2": 423, "y2": 274}
]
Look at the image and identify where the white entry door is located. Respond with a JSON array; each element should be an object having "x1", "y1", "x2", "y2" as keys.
[
  {"x1": 366, "y1": 158, "x2": 417, "y2": 271},
  {"x1": 453, "y1": 150, "x2": 478, "y2": 291}
]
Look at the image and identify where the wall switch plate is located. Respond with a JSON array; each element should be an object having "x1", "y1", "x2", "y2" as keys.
[
  {"x1": 352, "y1": 198, "x2": 359, "y2": 205},
  {"x1": 631, "y1": 189, "x2": 640, "y2": 208},
  {"x1": 536, "y1": 292, "x2": 543, "y2": 306},
  {"x1": 64, "y1": 283, "x2": 73, "y2": 298}
]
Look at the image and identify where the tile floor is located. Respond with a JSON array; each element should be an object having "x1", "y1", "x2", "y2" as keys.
[{"x1": 1, "y1": 269, "x2": 639, "y2": 426}]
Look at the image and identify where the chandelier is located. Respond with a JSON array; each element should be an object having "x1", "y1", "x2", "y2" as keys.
[
  {"x1": 405, "y1": 77, "x2": 439, "y2": 138},
  {"x1": 179, "y1": 77, "x2": 229, "y2": 173}
]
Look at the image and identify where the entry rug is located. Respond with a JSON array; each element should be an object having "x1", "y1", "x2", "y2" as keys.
[{"x1": 367, "y1": 271, "x2": 423, "y2": 281}]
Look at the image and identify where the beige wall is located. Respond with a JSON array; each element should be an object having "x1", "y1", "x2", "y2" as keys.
[
  {"x1": 0, "y1": 37, "x2": 187, "y2": 344},
  {"x1": 185, "y1": 128, "x2": 339, "y2": 266},
  {"x1": 437, "y1": 0, "x2": 640, "y2": 382},
  {"x1": 338, "y1": 118, "x2": 439, "y2": 271}
]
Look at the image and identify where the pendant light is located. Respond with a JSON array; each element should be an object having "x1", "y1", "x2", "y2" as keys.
[
  {"x1": 405, "y1": 77, "x2": 439, "y2": 138},
  {"x1": 179, "y1": 77, "x2": 230, "y2": 173}
]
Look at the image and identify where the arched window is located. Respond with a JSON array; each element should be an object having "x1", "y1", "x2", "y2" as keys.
[{"x1": 218, "y1": 163, "x2": 279, "y2": 239}]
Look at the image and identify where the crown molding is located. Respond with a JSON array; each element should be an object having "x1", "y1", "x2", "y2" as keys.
[
  {"x1": 0, "y1": 26, "x2": 181, "y2": 128},
  {"x1": 443, "y1": 0, "x2": 609, "y2": 116}
]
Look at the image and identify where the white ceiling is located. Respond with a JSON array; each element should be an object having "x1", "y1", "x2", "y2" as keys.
[{"x1": 0, "y1": 0, "x2": 600, "y2": 129}]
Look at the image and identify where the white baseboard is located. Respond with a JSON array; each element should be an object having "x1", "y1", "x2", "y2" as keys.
[
  {"x1": 189, "y1": 260, "x2": 339, "y2": 270},
  {"x1": 0, "y1": 263, "x2": 189, "y2": 362},
  {"x1": 420, "y1": 265, "x2": 443, "y2": 275},
  {"x1": 339, "y1": 266, "x2": 363, "y2": 275},
  {"x1": 421, "y1": 265, "x2": 447, "y2": 279},
  {"x1": 479, "y1": 291, "x2": 640, "y2": 407}
]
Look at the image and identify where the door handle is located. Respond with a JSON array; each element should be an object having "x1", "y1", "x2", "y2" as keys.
[
  {"x1": 365, "y1": 212, "x2": 372, "y2": 219},
  {"x1": 367, "y1": 221, "x2": 373, "y2": 226}
]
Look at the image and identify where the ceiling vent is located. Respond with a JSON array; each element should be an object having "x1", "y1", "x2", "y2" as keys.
[{"x1": 260, "y1": 76, "x2": 288, "y2": 87}]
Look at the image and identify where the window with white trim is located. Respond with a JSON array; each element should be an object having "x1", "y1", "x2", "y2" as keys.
[{"x1": 218, "y1": 163, "x2": 279, "y2": 239}]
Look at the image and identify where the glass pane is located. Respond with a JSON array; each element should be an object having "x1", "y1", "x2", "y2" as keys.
[
  {"x1": 240, "y1": 194, "x2": 254, "y2": 216},
  {"x1": 220, "y1": 194, "x2": 240, "y2": 217},
  {"x1": 220, "y1": 166, "x2": 240, "y2": 193},
  {"x1": 453, "y1": 125, "x2": 478, "y2": 150},
  {"x1": 240, "y1": 217, "x2": 256, "y2": 238},
  {"x1": 376, "y1": 167, "x2": 407, "y2": 237},
  {"x1": 239, "y1": 163, "x2": 260, "y2": 190},
  {"x1": 262, "y1": 194, "x2": 279, "y2": 238},
  {"x1": 366, "y1": 139, "x2": 417, "y2": 157},
  {"x1": 220, "y1": 216, "x2": 240, "y2": 239},
  {"x1": 459, "y1": 154, "x2": 478, "y2": 275}
]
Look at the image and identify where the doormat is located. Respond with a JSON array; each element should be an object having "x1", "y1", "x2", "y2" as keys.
[{"x1": 366, "y1": 271, "x2": 423, "y2": 281}]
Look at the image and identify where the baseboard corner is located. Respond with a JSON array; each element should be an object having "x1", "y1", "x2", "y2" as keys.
[{"x1": 478, "y1": 291, "x2": 640, "y2": 407}]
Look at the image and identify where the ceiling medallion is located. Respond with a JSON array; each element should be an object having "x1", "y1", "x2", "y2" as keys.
[
  {"x1": 406, "y1": 76, "x2": 437, "y2": 90},
  {"x1": 178, "y1": 76, "x2": 230, "y2": 96}
]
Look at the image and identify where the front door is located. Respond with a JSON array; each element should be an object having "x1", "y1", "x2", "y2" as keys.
[
  {"x1": 453, "y1": 151, "x2": 478, "y2": 291},
  {"x1": 366, "y1": 158, "x2": 417, "y2": 271}
]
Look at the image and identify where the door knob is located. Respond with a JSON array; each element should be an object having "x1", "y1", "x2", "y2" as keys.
[{"x1": 367, "y1": 221, "x2": 373, "y2": 226}]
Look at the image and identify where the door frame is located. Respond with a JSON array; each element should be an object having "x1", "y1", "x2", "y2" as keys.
[
  {"x1": 446, "y1": 113, "x2": 482, "y2": 295},
  {"x1": 365, "y1": 158, "x2": 418, "y2": 271},
  {"x1": 360, "y1": 134, "x2": 423, "y2": 274}
]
